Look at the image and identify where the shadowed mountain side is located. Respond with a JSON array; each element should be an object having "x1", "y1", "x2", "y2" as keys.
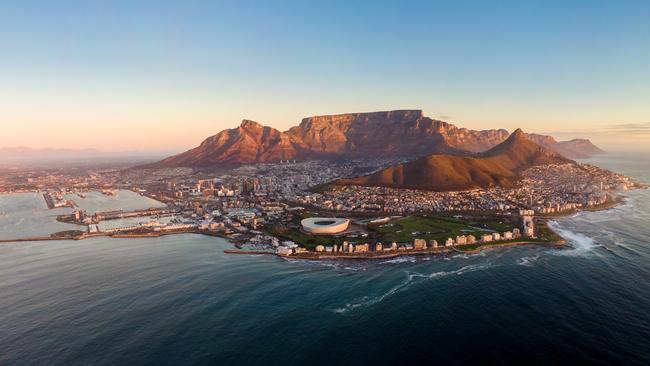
[{"x1": 331, "y1": 129, "x2": 574, "y2": 192}]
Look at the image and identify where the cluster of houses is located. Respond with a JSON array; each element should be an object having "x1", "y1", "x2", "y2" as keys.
[{"x1": 276, "y1": 227, "x2": 528, "y2": 257}]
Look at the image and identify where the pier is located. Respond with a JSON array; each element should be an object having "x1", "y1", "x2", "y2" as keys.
[
  {"x1": 93, "y1": 208, "x2": 177, "y2": 221},
  {"x1": 43, "y1": 192, "x2": 55, "y2": 209}
]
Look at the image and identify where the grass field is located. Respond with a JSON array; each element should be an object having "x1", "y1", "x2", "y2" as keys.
[
  {"x1": 534, "y1": 221, "x2": 562, "y2": 242},
  {"x1": 369, "y1": 215, "x2": 513, "y2": 244},
  {"x1": 455, "y1": 239, "x2": 521, "y2": 251},
  {"x1": 263, "y1": 214, "x2": 520, "y2": 250}
]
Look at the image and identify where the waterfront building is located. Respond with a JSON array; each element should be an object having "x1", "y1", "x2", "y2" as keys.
[
  {"x1": 390, "y1": 242, "x2": 398, "y2": 251},
  {"x1": 315, "y1": 245, "x2": 325, "y2": 252},
  {"x1": 375, "y1": 242, "x2": 383, "y2": 252},
  {"x1": 492, "y1": 232, "x2": 501, "y2": 241},
  {"x1": 467, "y1": 235, "x2": 476, "y2": 244},
  {"x1": 276, "y1": 247, "x2": 293, "y2": 256},
  {"x1": 445, "y1": 238, "x2": 454, "y2": 246},
  {"x1": 456, "y1": 235, "x2": 467, "y2": 245},
  {"x1": 429, "y1": 240, "x2": 439, "y2": 248},
  {"x1": 88, "y1": 224, "x2": 99, "y2": 233},
  {"x1": 413, "y1": 238, "x2": 427, "y2": 250},
  {"x1": 74, "y1": 210, "x2": 86, "y2": 222},
  {"x1": 503, "y1": 231, "x2": 513, "y2": 240},
  {"x1": 521, "y1": 212, "x2": 535, "y2": 237},
  {"x1": 354, "y1": 243, "x2": 369, "y2": 253},
  {"x1": 481, "y1": 234, "x2": 493, "y2": 242}
]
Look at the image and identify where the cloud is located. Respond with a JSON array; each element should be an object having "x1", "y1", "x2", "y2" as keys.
[
  {"x1": 602, "y1": 122, "x2": 650, "y2": 135},
  {"x1": 545, "y1": 122, "x2": 650, "y2": 139},
  {"x1": 432, "y1": 113, "x2": 452, "y2": 121}
]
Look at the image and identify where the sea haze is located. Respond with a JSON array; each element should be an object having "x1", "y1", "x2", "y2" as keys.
[{"x1": 0, "y1": 154, "x2": 649, "y2": 365}]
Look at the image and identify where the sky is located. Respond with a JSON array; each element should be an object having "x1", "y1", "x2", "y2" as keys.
[{"x1": 0, "y1": 0, "x2": 648, "y2": 152}]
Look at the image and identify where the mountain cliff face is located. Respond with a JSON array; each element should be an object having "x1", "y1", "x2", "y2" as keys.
[
  {"x1": 332, "y1": 129, "x2": 573, "y2": 192},
  {"x1": 287, "y1": 110, "x2": 466, "y2": 158},
  {"x1": 557, "y1": 139, "x2": 605, "y2": 158},
  {"x1": 143, "y1": 110, "x2": 601, "y2": 168},
  {"x1": 149, "y1": 120, "x2": 301, "y2": 167},
  {"x1": 526, "y1": 134, "x2": 604, "y2": 159}
]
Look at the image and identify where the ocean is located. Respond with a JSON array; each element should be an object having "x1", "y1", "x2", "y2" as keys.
[{"x1": 0, "y1": 154, "x2": 649, "y2": 365}]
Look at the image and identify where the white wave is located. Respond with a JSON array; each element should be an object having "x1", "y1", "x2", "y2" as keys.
[
  {"x1": 517, "y1": 255, "x2": 539, "y2": 267},
  {"x1": 570, "y1": 212, "x2": 583, "y2": 219},
  {"x1": 453, "y1": 251, "x2": 487, "y2": 259},
  {"x1": 599, "y1": 229, "x2": 615, "y2": 240},
  {"x1": 344, "y1": 266, "x2": 364, "y2": 271},
  {"x1": 547, "y1": 221, "x2": 599, "y2": 256},
  {"x1": 330, "y1": 263, "x2": 495, "y2": 314},
  {"x1": 283, "y1": 258, "x2": 365, "y2": 271},
  {"x1": 612, "y1": 240, "x2": 641, "y2": 255},
  {"x1": 614, "y1": 195, "x2": 635, "y2": 211},
  {"x1": 379, "y1": 256, "x2": 417, "y2": 264},
  {"x1": 331, "y1": 276, "x2": 413, "y2": 313}
]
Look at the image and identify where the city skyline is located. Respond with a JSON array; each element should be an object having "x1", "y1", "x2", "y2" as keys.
[{"x1": 1, "y1": 0, "x2": 649, "y2": 151}]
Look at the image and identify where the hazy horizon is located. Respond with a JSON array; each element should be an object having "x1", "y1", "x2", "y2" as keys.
[
  {"x1": 2, "y1": 112, "x2": 649, "y2": 154},
  {"x1": 1, "y1": 0, "x2": 648, "y2": 151}
]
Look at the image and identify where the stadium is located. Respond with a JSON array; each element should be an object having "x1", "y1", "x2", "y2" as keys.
[{"x1": 300, "y1": 217, "x2": 350, "y2": 234}]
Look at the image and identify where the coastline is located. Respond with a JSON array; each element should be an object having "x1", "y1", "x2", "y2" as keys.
[
  {"x1": 0, "y1": 229, "x2": 229, "y2": 244},
  {"x1": 224, "y1": 239, "x2": 566, "y2": 261},
  {"x1": 0, "y1": 193, "x2": 627, "y2": 261}
]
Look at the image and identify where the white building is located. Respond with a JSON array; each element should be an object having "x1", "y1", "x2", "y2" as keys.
[{"x1": 301, "y1": 217, "x2": 350, "y2": 234}]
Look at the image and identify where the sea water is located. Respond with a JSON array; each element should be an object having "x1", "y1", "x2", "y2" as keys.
[{"x1": 0, "y1": 155, "x2": 649, "y2": 365}]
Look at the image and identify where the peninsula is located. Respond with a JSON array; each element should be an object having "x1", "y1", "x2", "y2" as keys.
[{"x1": 0, "y1": 112, "x2": 644, "y2": 261}]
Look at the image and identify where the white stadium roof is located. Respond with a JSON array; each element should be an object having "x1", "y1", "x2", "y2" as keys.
[{"x1": 300, "y1": 217, "x2": 350, "y2": 234}]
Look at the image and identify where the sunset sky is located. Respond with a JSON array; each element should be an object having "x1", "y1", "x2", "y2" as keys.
[{"x1": 1, "y1": 0, "x2": 648, "y2": 152}]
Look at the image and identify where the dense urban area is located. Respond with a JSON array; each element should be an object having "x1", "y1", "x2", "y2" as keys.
[{"x1": 0, "y1": 158, "x2": 644, "y2": 258}]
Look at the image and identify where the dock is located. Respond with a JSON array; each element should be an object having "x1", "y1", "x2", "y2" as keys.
[{"x1": 43, "y1": 192, "x2": 55, "y2": 209}]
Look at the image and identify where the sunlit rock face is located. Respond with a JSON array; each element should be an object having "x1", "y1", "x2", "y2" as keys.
[{"x1": 143, "y1": 110, "x2": 602, "y2": 168}]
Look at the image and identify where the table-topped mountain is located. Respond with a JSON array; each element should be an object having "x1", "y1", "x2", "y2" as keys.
[
  {"x1": 142, "y1": 110, "x2": 601, "y2": 168},
  {"x1": 331, "y1": 129, "x2": 573, "y2": 191}
]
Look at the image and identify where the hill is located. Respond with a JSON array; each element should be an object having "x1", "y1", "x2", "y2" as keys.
[{"x1": 331, "y1": 129, "x2": 573, "y2": 192}]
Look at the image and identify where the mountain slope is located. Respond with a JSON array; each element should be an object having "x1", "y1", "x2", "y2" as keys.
[
  {"x1": 148, "y1": 120, "x2": 303, "y2": 167},
  {"x1": 141, "y1": 110, "x2": 600, "y2": 168},
  {"x1": 331, "y1": 129, "x2": 573, "y2": 192},
  {"x1": 557, "y1": 139, "x2": 605, "y2": 158}
]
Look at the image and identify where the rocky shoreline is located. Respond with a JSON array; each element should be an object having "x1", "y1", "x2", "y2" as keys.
[{"x1": 224, "y1": 238, "x2": 567, "y2": 261}]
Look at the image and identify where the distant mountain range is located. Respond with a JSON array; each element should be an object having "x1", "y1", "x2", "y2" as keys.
[
  {"x1": 141, "y1": 110, "x2": 603, "y2": 168},
  {"x1": 0, "y1": 147, "x2": 103, "y2": 158},
  {"x1": 331, "y1": 129, "x2": 573, "y2": 191},
  {"x1": 0, "y1": 147, "x2": 169, "y2": 163}
]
